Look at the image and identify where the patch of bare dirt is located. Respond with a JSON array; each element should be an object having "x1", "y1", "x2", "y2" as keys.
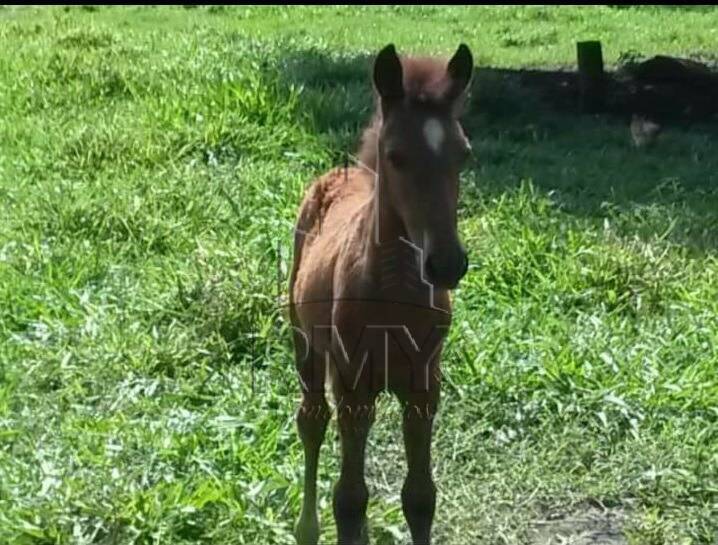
[{"x1": 528, "y1": 504, "x2": 628, "y2": 545}]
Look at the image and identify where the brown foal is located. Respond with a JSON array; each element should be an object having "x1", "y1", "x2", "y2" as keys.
[{"x1": 289, "y1": 43, "x2": 474, "y2": 545}]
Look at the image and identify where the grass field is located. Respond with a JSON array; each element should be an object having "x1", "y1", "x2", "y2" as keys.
[{"x1": 1, "y1": 5, "x2": 717, "y2": 545}]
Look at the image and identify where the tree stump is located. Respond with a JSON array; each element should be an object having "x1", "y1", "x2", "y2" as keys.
[{"x1": 577, "y1": 41, "x2": 605, "y2": 113}]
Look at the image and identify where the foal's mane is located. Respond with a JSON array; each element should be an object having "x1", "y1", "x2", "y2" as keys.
[{"x1": 357, "y1": 56, "x2": 455, "y2": 173}]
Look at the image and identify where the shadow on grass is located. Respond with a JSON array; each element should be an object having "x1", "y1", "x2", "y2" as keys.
[{"x1": 270, "y1": 47, "x2": 718, "y2": 252}]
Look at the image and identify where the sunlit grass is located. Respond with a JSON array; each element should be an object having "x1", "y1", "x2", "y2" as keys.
[{"x1": 1, "y1": 5, "x2": 717, "y2": 545}]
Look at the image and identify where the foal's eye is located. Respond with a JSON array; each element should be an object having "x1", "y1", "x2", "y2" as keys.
[{"x1": 387, "y1": 149, "x2": 407, "y2": 170}]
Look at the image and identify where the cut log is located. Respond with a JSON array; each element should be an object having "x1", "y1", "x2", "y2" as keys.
[{"x1": 626, "y1": 55, "x2": 714, "y2": 84}]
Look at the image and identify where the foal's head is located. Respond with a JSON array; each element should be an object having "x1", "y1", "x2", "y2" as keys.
[{"x1": 370, "y1": 44, "x2": 474, "y2": 290}]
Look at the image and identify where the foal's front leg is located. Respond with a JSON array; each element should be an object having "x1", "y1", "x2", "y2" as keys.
[
  {"x1": 295, "y1": 334, "x2": 330, "y2": 545},
  {"x1": 401, "y1": 394, "x2": 438, "y2": 545},
  {"x1": 296, "y1": 391, "x2": 330, "y2": 545},
  {"x1": 334, "y1": 396, "x2": 375, "y2": 545}
]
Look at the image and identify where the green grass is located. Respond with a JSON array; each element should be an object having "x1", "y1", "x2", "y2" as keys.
[{"x1": 1, "y1": 5, "x2": 717, "y2": 545}]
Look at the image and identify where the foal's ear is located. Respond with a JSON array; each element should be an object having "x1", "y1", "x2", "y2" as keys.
[
  {"x1": 446, "y1": 43, "x2": 474, "y2": 107},
  {"x1": 373, "y1": 43, "x2": 404, "y2": 102}
]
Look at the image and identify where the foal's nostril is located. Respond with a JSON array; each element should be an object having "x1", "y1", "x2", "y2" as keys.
[
  {"x1": 424, "y1": 256, "x2": 437, "y2": 282},
  {"x1": 425, "y1": 251, "x2": 468, "y2": 288}
]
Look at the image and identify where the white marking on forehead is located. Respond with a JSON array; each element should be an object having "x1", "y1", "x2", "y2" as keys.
[{"x1": 423, "y1": 118, "x2": 445, "y2": 154}]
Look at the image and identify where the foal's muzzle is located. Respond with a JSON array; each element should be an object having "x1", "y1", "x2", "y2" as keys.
[{"x1": 424, "y1": 247, "x2": 468, "y2": 290}]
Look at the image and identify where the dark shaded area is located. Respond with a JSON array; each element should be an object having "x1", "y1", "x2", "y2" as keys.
[
  {"x1": 276, "y1": 48, "x2": 718, "y2": 132},
  {"x1": 271, "y1": 47, "x2": 718, "y2": 251},
  {"x1": 479, "y1": 57, "x2": 718, "y2": 123}
]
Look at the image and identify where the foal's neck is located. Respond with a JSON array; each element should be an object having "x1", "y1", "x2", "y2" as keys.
[
  {"x1": 361, "y1": 171, "x2": 433, "y2": 303},
  {"x1": 368, "y1": 171, "x2": 406, "y2": 248}
]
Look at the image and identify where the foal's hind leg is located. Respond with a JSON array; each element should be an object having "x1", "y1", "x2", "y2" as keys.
[
  {"x1": 295, "y1": 340, "x2": 330, "y2": 545},
  {"x1": 401, "y1": 393, "x2": 439, "y2": 545},
  {"x1": 334, "y1": 394, "x2": 375, "y2": 545}
]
